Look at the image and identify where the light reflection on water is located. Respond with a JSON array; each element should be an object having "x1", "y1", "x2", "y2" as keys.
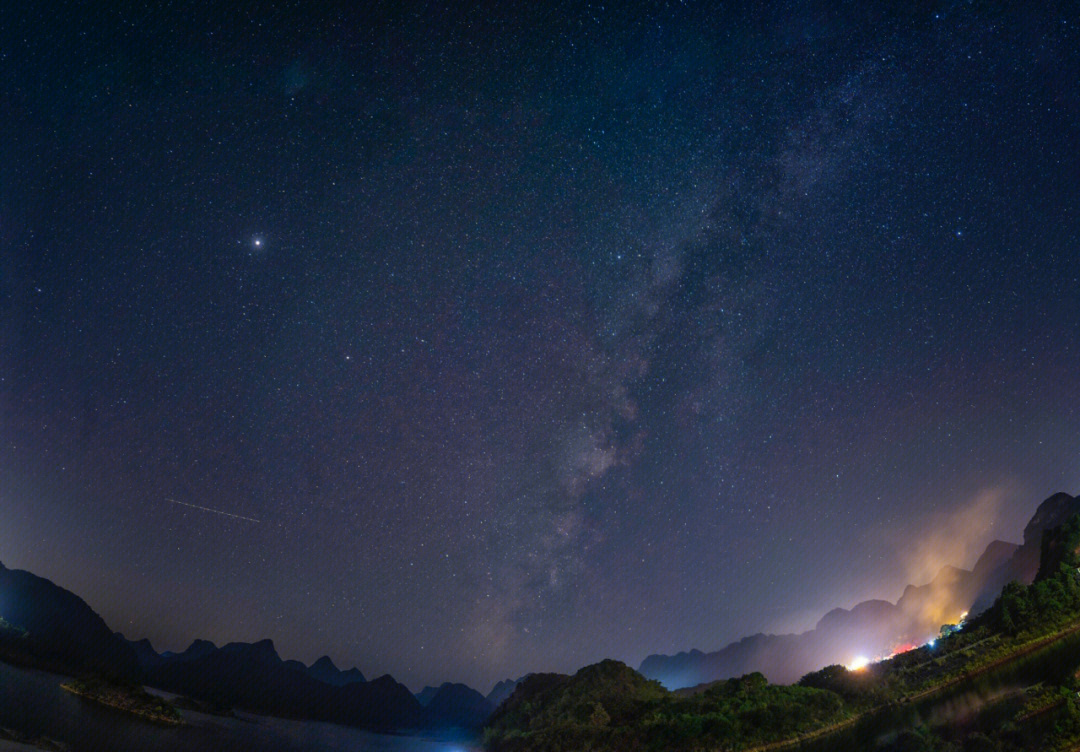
[{"x1": 0, "y1": 661, "x2": 479, "y2": 752}]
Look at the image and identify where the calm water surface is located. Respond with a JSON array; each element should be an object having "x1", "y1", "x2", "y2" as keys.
[{"x1": 0, "y1": 662, "x2": 477, "y2": 752}]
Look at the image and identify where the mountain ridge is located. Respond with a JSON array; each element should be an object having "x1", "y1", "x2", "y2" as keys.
[
  {"x1": 424, "y1": 682, "x2": 495, "y2": 729},
  {"x1": 486, "y1": 676, "x2": 526, "y2": 707},
  {"x1": 145, "y1": 637, "x2": 425, "y2": 730},
  {"x1": 9, "y1": 490, "x2": 1075, "y2": 727},
  {"x1": 640, "y1": 491, "x2": 1079, "y2": 688},
  {"x1": 0, "y1": 561, "x2": 491, "y2": 731},
  {"x1": 0, "y1": 560, "x2": 140, "y2": 679}
]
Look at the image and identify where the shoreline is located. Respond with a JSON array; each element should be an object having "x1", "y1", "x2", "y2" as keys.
[{"x1": 60, "y1": 683, "x2": 185, "y2": 726}]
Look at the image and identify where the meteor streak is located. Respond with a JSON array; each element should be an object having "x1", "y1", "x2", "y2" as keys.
[{"x1": 165, "y1": 498, "x2": 260, "y2": 523}]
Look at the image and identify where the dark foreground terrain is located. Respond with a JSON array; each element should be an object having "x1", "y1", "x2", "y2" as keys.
[{"x1": 483, "y1": 512, "x2": 1080, "y2": 752}]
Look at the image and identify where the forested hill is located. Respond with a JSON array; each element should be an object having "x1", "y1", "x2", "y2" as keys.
[{"x1": 484, "y1": 510, "x2": 1080, "y2": 752}]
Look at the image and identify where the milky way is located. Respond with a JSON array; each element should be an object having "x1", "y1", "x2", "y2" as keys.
[{"x1": 1, "y1": 2, "x2": 1079, "y2": 689}]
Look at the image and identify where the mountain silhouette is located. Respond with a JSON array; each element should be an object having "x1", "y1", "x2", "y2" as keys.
[
  {"x1": 9, "y1": 492, "x2": 1075, "y2": 729},
  {"x1": 143, "y1": 640, "x2": 490, "y2": 729},
  {"x1": 486, "y1": 676, "x2": 524, "y2": 707},
  {"x1": 640, "y1": 491, "x2": 1079, "y2": 688},
  {"x1": 306, "y1": 655, "x2": 366, "y2": 685},
  {"x1": 159, "y1": 638, "x2": 218, "y2": 663},
  {"x1": 0, "y1": 562, "x2": 456, "y2": 732},
  {"x1": 424, "y1": 682, "x2": 495, "y2": 729},
  {"x1": 116, "y1": 634, "x2": 166, "y2": 671},
  {"x1": 146, "y1": 639, "x2": 424, "y2": 730},
  {"x1": 0, "y1": 560, "x2": 139, "y2": 679},
  {"x1": 415, "y1": 685, "x2": 440, "y2": 706}
]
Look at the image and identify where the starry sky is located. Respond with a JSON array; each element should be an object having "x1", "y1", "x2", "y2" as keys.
[{"x1": 2, "y1": 1, "x2": 1079, "y2": 691}]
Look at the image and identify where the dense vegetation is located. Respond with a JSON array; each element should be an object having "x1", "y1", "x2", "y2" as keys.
[
  {"x1": 485, "y1": 514, "x2": 1080, "y2": 752},
  {"x1": 861, "y1": 676, "x2": 1080, "y2": 752},
  {"x1": 484, "y1": 660, "x2": 851, "y2": 751},
  {"x1": 980, "y1": 512, "x2": 1080, "y2": 637}
]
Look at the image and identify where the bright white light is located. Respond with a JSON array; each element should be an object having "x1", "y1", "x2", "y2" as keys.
[
  {"x1": 847, "y1": 656, "x2": 870, "y2": 671},
  {"x1": 927, "y1": 639, "x2": 936, "y2": 648}
]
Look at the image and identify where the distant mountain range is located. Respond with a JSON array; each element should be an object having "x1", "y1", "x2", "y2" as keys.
[
  {"x1": 416, "y1": 682, "x2": 495, "y2": 728},
  {"x1": 128, "y1": 636, "x2": 368, "y2": 688},
  {"x1": 417, "y1": 676, "x2": 525, "y2": 710},
  {"x1": 144, "y1": 638, "x2": 425, "y2": 730},
  {"x1": 5, "y1": 490, "x2": 1075, "y2": 729},
  {"x1": 485, "y1": 676, "x2": 524, "y2": 707},
  {"x1": 639, "y1": 491, "x2": 1080, "y2": 688},
  {"x1": 0, "y1": 559, "x2": 495, "y2": 731},
  {"x1": 302, "y1": 655, "x2": 366, "y2": 686},
  {"x1": 415, "y1": 684, "x2": 441, "y2": 706}
]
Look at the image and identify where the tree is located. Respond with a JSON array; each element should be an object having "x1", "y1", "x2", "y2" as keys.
[{"x1": 590, "y1": 702, "x2": 610, "y2": 727}]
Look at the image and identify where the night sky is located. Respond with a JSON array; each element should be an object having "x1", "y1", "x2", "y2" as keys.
[{"x1": 2, "y1": 1, "x2": 1079, "y2": 691}]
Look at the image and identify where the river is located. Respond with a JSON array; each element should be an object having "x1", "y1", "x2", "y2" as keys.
[{"x1": 0, "y1": 661, "x2": 477, "y2": 752}]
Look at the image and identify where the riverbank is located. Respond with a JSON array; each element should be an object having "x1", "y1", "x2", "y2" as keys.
[{"x1": 61, "y1": 678, "x2": 185, "y2": 726}]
